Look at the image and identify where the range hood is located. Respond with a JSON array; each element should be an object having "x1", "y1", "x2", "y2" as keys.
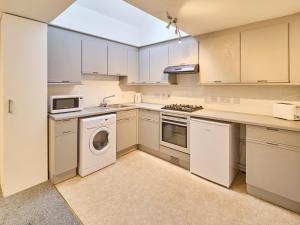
[{"x1": 164, "y1": 64, "x2": 199, "y2": 74}]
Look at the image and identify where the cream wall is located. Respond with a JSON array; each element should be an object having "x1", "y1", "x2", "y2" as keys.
[
  {"x1": 140, "y1": 75, "x2": 300, "y2": 116},
  {"x1": 48, "y1": 75, "x2": 138, "y2": 107}
]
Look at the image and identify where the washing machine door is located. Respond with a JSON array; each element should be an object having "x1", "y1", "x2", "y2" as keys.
[{"x1": 89, "y1": 127, "x2": 112, "y2": 154}]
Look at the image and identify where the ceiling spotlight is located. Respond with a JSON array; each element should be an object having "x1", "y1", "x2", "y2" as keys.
[
  {"x1": 166, "y1": 21, "x2": 172, "y2": 29},
  {"x1": 166, "y1": 11, "x2": 182, "y2": 44}
]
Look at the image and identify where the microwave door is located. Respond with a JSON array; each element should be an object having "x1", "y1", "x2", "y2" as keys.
[{"x1": 53, "y1": 98, "x2": 79, "y2": 110}]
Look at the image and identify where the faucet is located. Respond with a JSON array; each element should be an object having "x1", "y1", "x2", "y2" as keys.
[{"x1": 100, "y1": 95, "x2": 115, "y2": 107}]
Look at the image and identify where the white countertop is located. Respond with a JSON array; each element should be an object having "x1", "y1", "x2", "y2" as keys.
[{"x1": 49, "y1": 103, "x2": 300, "y2": 132}]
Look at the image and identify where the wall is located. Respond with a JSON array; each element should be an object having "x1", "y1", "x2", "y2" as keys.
[
  {"x1": 140, "y1": 75, "x2": 300, "y2": 116},
  {"x1": 48, "y1": 75, "x2": 138, "y2": 107}
]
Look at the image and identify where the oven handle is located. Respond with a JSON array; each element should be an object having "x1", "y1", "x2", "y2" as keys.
[{"x1": 161, "y1": 120, "x2": 188, "y2": 127}]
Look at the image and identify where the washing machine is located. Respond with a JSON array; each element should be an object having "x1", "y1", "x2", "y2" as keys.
[{"x1": 79, "y1": 114, "x2": 116, "y2": 177}]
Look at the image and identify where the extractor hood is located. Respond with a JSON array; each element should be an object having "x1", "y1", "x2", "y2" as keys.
[{"x1": 163, "y1": 64, "x2": 199, "y2": 74}]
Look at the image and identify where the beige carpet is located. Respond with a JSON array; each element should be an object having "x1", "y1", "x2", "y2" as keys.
[{"x1": 56, "y1": 150, "x2": 300, "y2": 225}]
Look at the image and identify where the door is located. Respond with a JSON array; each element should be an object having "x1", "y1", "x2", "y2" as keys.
[
  {"x1": 0, "y1": 14, "x2": 48, "y2": 196},
  {"x1": 90, "y1": 128, "x2": 112, "y2": 154},
  {"x1": 241, "y1": 23, "x2": 289, "y2": 83},
  {"x1": 127, "y1": 48, "x2": 139, "y2": 84},
  {"x1": 139, "y1": 48, "x2": 150, "y2": 83},
  {"x1": 200, "y1": 33, "x2": 241, "y2": 83},
  {"x1": 108, "y1": 42, "x2": 127, "y2": 76},
  {"x1": 150, "y1": 45, "x2": 169, "y2": 83},
  {"x1": 48, "y1": 26, "x2": 82, "y2": 83},
  {"x1": 117, "y1": 117, "x2": 137, "y2": 151},
  {"x1": 82, "y1": 36, "x2": 108, "y2": 75}
]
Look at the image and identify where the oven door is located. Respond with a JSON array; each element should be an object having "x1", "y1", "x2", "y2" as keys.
[{"x1": 160, "y1": 119, "x2": 189, "y2": 154}]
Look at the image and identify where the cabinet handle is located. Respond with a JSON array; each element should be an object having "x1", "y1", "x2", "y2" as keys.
[
  {"x1": 214, "y1": 80, "x2": 222, "y2": 83},
  {"x1": 63, "y1": 131, "x2": 72, "y2": 134},
  {"x1": 92, "y1": 72, "x2": 98, "y2": 74},
  {"x1": 257, "y1": 80, "x2": 268, "y2": 83},
  {"x1": 62, "y1": 80, "x2": 70, "y2": 83},
  {"x1": 266, "y1": 127, "x2": 279, "y2": 131},
  {"x1": 8, "y1": 99, "x2": 13, "y2": 114},
  {"x1": 266, "y1": 142, "x2": 279, "y2": 146}
]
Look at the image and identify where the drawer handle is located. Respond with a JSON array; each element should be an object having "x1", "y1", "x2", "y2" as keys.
[
  {"x1": 257, "y1": 80, "x2": 268, "y2": 83},
  {"x1": 266, "y1": 127, "x2": 279, "y2": 131},
  {"x1": 266, "y1": 142, "x2": 279, "y2": 146},
  {"x1": 63, "y1": 131, "x2": 72, "y2": 134}
]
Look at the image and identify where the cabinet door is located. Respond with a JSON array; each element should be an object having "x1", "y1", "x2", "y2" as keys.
[
  {"x1": 127, "y1": 48, "x2": 139, "y2": 84},
  {"x1": 139, "y1": 118, "x2": 160, "y2": 150},
  {"x1": 82, "y1": 36, "x2": 108, "y2": 75},
  {"x1": 150, "y1": 45, "x2": 169, "y2": 83},
  {"x1": 169, "y1": 37, "x2": 198, "y2": 66},
  {"x1": 48, "y1": 27, "x2": 81, "y2": 83},
  {"x1": 139, "y1": 48, "x2": 150, "y2": 83},
  {"x1": 200, "y1": 33, "x2": 240, "y2": 83},
  {"x1": 117, "y1": 117, "x2": 137, "y2": 151},
  {"x1": 241, "y1": 23, "x2": 289, "y2": 83},
  {"x1": 108, "y1": 42, "x2": 127, "y2": 76},
  {"x1": 290, "y1": 18, "x2": 300, "y2": 83}
]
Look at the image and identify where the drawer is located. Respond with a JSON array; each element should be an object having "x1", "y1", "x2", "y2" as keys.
[
  {"x1": 246, "y1": 141, "x2": 300, "y2": 203},
  {"x1": 246, "y1": 125, "x2": 300, "y2": 148},
  {"x1": 55, "y1": 118, "x2": 77, "y2": 136},
  {"x1": 139, "y1": 109, "x2": 160, "y2": 122},
  {"x1": 117, "y1": 109, "x2": 137, "y2": 120}
]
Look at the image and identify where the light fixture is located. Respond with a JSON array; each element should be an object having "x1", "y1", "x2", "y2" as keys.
[{"x1": 166, "y1": 12, "x2": 182, "y2": 44}]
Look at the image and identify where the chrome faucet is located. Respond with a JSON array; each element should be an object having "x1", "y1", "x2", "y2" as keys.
[{"x1": 100, "y1": 95, "x2": 115, "y2": 107}]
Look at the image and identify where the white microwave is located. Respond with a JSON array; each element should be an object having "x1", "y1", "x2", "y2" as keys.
[{"x1": 49, "y1": 95, "x2": 83, "y2": 114}]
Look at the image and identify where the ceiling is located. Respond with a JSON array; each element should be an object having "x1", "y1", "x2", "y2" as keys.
[
  {"x1": 0, "y1": 0, "x2": 75, "y2": 22},
  {"x1": 125, "y1": 0, "x2": 300, "y2": 35}
]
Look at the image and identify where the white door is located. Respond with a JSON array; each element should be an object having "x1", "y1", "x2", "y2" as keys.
[
  {"x1": 150, "y1": 45, "x2": 169, "y2": 83},
  {"x1": 127, "y1": 48, "x2": 139, "y2": 84},
  {"x1": 108, "y1": 42, "x2": 127, "y2": 76},
  {"x1": 139, "y1": 48, "x2": 150, "y2": 83},
  {"x1": 0, "y1": 14, "x2": 48, "y2": 196}
]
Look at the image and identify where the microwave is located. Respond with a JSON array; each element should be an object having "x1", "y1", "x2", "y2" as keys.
[{"x1": 49, "y1": 95, "x2": 83, "y2": 114}]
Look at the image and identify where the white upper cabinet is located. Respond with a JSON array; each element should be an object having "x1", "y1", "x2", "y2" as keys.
[
  {"x1": 127, "y1": 47, "x2": 139, "y2": 83},
  {"x1": 139, "y1": 47, "x2": 150, "y2": 83},
  {"x1": 108, "y1": 42, "x2": 127, "y2": 76},
  {"x1": 199, "y1": 33, "x2": 241, "y2": 83},
  {"x1": 48, "y1": 27, "x2": 82, "y2": 83},
  {"x1": 169, "y1": 37, "x2": 199, "y2": 66},
  {"x1": 150, "y1": 44, "x2": 169, "y2": 83},
  {"x1": 81, "y1": 36, "x2": 108, "y2": 75},
  {"x1": 290, "y1": 18, "x2": 300, "y2": 83},
  {"x1": 241, "y1": 23, "x2": 289, "y2": 83}
]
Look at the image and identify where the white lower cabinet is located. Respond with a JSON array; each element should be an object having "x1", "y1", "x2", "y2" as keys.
[
  {"x1": 49, "y1": 118, "x2": 78, "y2": 184},
  {"x1": 190, "y1": 118, "x2": 239, "y2": 188},
  {"x1": 117, "y1": 110, "x2": 138, "y2": 152},
  {"x1": 138, "y1": 110, "x2": 160, "y2": 151},
  {"x1": 246, "y1": 125, "x2": 300, "y2": 213}
]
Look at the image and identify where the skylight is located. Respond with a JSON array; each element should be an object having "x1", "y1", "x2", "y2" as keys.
[{"x1": 50, "y1": 0, "x2": 188, "y2": 47}]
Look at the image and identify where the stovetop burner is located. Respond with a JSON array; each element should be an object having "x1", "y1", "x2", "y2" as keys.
[{"x1": 162, "y1": 104, "x2": 203, "y2": 112}]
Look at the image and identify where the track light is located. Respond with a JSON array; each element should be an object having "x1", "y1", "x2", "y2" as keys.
[{"x1": 166, "y1": 12, "x2": 182, "y2": 44}]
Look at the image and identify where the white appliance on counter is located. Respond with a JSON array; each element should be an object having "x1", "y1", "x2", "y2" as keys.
[
  {"x1": 190, "y1": 118, "x2": 239, "y2": 188},
  {"x1": 79, "y1": 114, "x2": 116, "y2": 177},
  {"x1": 273, "y1": 103, "x2": 300, "y2": 121},
  {"x1": 134, "y1": 93, "x2": 143, "y2": 103},
  {"x1": 49, "y1": 95, "x2": 83, "y2": 114}
]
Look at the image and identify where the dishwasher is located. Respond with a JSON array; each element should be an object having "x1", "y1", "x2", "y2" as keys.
[{"x1": 190, "y1": 118, "x2": 240, "y2": 188}]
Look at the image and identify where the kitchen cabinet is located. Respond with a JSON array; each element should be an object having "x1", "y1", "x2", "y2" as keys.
[
  {"x1": 127, "y1": 48, "x2": 139, "y2": 84},
  {"x1": 108, "y1": 41, "x2": 128, "y2": 76},
  {"x1": 0, "y1": 14, "x2": 48, "y2": 196},
  {"x1": 199, "y1": 33, "x2": 241, "y2": 83},
  {"x1": 139, "y1": 47, "x2": 150, "y2": 83},
  {"x1": 169, "y1": 37, "x2": 199, "y2": 66},
  {"x1": 49, "y1": 118, "x2": 78, "y2": 184},
  {"x1": 190, "y1": 119, "x2": 239, "y2": 188},
  {"x1": 117, "y1": 110, "x2": 138, "y2": 151},
  {"x1": 241, "y1": 23, "x2": 289, "y2": 83},
  {"x1": 138, "y1": 109, "x2": 160, "y2": 151},
  {"x1": 150, "y1": 44, "x2": 169, "y2": 83},
  {"x1": 246, "y1": 125, "x2": 300, "y2": 213},
  {"x1": 290, "y1": 18, "x2": 300, "y2": 83},
  {"x1": 81, "y1": 36, "x2": 108, "y2": 75},
  {"x1": 48, "y1": 26, "x2": 82, "y2": 83}
]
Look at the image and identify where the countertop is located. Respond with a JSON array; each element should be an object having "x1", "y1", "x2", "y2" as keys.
[{"x1": 48, "y1": 103, "x2": 300, "y2": 132}]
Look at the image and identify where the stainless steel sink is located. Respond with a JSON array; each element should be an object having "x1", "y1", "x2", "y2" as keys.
[
  {"x1": 84, "y1": 106, "x2": 108, "y2": 112},
  {"x1": 107, "y1": 104, "x2": 129, "y2": 109}
]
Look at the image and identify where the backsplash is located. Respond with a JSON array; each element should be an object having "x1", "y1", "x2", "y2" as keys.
[
  {"x1": 48, "y1": 75, "x2": 138, "y2": 107},
  {"x1": 140, "y1": 74, "x2": 300, "y2": 115}
]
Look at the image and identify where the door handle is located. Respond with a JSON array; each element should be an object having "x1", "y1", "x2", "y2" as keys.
[{"x1": 8, "y1": 99, "x2": 13, "y2": 114}]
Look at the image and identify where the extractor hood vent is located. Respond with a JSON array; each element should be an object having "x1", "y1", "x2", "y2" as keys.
[{"x1": 164, "y1": 64, "x2": 199, "y2": 74}]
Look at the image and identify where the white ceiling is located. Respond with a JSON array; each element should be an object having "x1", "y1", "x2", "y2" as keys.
[
  {"x1": 0, "y1": 0, "x2": 75, "y2": 22},
  {"x1": 51, "y1": 0, "x2": 187, "y2": 46},
  {"x1": 125, "y1": 0, "x2": 300, "y2": 35}
]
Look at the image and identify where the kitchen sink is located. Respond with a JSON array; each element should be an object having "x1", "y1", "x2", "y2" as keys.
[
  {"x1": 107, "y1": 104, "x2": 129, "y2": 109},
  {"x1": 84, "y1": 106, "x2": 108, "y2": 112}
]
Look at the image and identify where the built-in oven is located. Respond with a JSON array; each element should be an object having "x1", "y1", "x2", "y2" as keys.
[
  {"x1": 160, "y1": 113, "x2": 190, "y2": 154},
  {"x1": 49, "y1": 95, "x2": 83, "y2": 114}
]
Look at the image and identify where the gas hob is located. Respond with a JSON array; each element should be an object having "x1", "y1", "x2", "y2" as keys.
[{"x1": 162, "y1": 104, "x2": 203, "y2": 112}]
